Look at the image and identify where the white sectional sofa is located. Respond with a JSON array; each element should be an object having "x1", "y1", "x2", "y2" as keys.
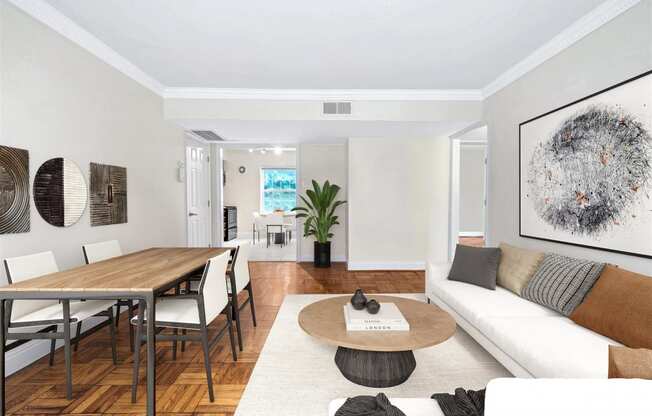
[{"x1": 425, "y1": 262, "x2": 622, "y2": 378}]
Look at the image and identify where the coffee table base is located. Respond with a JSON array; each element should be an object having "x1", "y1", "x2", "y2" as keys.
[{"x1": 334, "y1": 347, "x2": 416, "y2": 388}]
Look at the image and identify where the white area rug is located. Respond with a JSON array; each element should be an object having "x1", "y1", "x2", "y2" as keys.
[{"x1": 235, "y1": 294, "x2": 511, "y2": 416}]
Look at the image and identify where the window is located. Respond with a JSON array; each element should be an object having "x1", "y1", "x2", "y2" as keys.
[{"x1": 260, "y1": 168, "x2": 296, "y2": 213}]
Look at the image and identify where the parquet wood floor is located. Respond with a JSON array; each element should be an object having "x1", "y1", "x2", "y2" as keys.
[
  {"x1": 5, "y1": 262, "x2": 424, "y2": 415},
  {"x1": 459, "y1": 237, "x2": 485, "y2": 247}
]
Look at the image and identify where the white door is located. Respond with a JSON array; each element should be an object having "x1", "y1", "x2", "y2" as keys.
[{"x1": 186, "y1": 146, "x2": 211, "y2": 247}]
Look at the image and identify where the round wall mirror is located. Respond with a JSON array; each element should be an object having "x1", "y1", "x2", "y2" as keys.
[{"x1": 33, "y1": 158, "x2": 88, "y2": 227}]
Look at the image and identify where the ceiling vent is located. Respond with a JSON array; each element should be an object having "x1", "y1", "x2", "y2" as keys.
[
  {"x1": 323, "y1": 102, "x2": 352, "y2": 115},
  {"x1": 190, "y1": 130, "x2": 224, "y2": 141}
]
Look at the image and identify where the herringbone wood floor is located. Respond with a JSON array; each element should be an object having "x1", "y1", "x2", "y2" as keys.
[{"x1": 5, "y1": 262, "x2": 425, "y2": 415}]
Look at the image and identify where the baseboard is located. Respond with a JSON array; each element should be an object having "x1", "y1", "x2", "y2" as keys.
[
  {"x1": 459, "y1": 231, "x2": 484, "y2": 237},
  {"x1": 346, "y1": 261, "x2": 425, "y2": 271},
  {"x1": 298, "y1": 255, "x2": 347, "y2": 263}
]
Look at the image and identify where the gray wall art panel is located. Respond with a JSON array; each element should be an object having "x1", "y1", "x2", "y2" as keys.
[{"x1": 90, "y1": 162, "x2": 127, "y2": 226}]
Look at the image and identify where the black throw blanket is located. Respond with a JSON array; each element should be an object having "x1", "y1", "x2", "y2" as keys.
[
  {"x1": 431, "y1": 388, "x2": 485, "y2": 416},
  {"x1": 335, "y1": 393, "x2": 406, "y2": 416}
]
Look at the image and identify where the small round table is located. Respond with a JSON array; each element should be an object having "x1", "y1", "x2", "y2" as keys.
[{"x1": 298, "y1": 295, "x2": 456, "y2": 387}]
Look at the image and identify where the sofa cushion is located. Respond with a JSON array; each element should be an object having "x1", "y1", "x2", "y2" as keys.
[
  {"x1": 430, "y1": 277, "x2": 558, "y2": 331},
  {"x1": 608, "y1": 346, "x2": 652, "y2": 379},
  {"x1": 570, "y1": 265, "x2": 652, "y2": 349},
  {"x1": 479, "y1": 316, "x2": 620, "y2": 378},
  {"x1": 447, "y1": 245, "x2": 501, "y2": 290},
  {"x1": 522, "y1": 253, "x2": 604, "y2": 316},
  {"x1": 496, "y1": 243, "x2": 543, "y2": 295}
]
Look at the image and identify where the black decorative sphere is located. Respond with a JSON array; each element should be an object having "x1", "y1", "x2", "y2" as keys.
[
  {"x1": 366, "y1": 299, "x2": 380, "y2": 314},
  {"x1": 350, "y1": 289, "x2": 367, "y2": 310}
]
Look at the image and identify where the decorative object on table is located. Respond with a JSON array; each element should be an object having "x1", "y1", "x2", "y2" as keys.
[
  {"x1": 521, "y1": 253, "x2": 604, "y2": 317},
  {"x1": 0, "y1": 145, "x2": 30, "y2": 234},
  {"x1": 447, "y1": 244, "x2": 502, "y2": 290},
  {"x1": 366, "y1": 299, "x2": 380, "y2": 314},
  {"x1": 432, "y1": 387, "x2": 485, "y2": 416},
  {"x1": 520, "y1": 69, "x2": 652, "y2": 258},
  {"x1": 334, "y1": 393, "x2": 406, "y2": 416},
  {"x1": 570, "y1": 265, "x2": 652, "y2": 348},
  {"x1": 33, "y1": 157, "x2": 87, "y2": 227},
  {"x1": 90, "y1": 162, "x2": 127, "y2": 226},
  {"x1": 292, "y1": 179, "x2": 347, "y2": 267},
  {"x1": 238, "y1": 166, "x2": 246, "y2": 174},
  {"x1": 350, "y1": 288, "x2": 367, "y2": 310},
  {"x1": 608, "y1": 346, "x2": 652, "y2": 379},
  {"x1": 344, "y1": 301, "x2": 409, "y2": 331}
]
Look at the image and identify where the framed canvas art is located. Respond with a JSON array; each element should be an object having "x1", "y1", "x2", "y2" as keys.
[{"x1": 519, "y1": 70, "x2": 652, "y2": 258}]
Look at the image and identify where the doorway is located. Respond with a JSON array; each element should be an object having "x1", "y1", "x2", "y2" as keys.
[
  {"x1": 185, "y1": 138, "x2": 211, "y2": 247},
  {"x1": 220, "y1": 146, "x2": 298, "y2": 261},
  {"x1": 449, "y1": 126, "x2": 488, "y2": 258}
]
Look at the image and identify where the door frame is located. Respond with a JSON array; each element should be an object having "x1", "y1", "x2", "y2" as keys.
[
  {"x1": 184, "y1": 134, "x2": 212, "y2": 247},
  {"x1": 449, "y1": 130, "x2": 488, "y2": 260}
]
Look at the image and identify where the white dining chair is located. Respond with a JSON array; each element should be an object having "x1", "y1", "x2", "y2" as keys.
[
  {"x1": 3, "y1": 251, "x2": 117, "y2": 399},
  {"x1": 266, "y1": 212, "x2": 285, "y2": 247},
  {"x1": 283, "y1": 214, "x2": 296, "y2": 243},
  {"x1": 82, "y1": 240, "x2": 135, "y2": 351},
  {"x1": 252, "y1": 211, "x2": 261, "y2": 244},
  {"x1": 130, "y1": 250, "x2": 236, "y2": 403},
  {"x1": 227, "y1": 243, "x2": 256, "y2": 351}
]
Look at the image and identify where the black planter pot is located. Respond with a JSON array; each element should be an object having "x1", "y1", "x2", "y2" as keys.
[{"x1": 314, "y1": 241, "x2": 331, "y2": 268}]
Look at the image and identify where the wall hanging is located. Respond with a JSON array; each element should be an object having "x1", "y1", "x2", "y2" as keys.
[
  {"x1": 33, "y1": 157, "x2": 87, "y2": 227},
  {"x1": 90, "y1": 162, "x2": 127, "y2": 226},
  {"x1": 0, "y1": 145, "x2": 30, "y2": 234},
  {"x1": 519, "y1": 69, "x2": 652, "y2": 258}
]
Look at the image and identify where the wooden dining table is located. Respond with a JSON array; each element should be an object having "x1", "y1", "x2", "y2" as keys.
[{"x1": 0, "y1": 246, "x2": 231, "y2": 416}]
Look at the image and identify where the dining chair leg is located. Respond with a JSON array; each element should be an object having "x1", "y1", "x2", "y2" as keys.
[
  {"x1": 62, "y1": 301, "x2": 73, "y2": 400},
  {"x1": 48, "y1": 336, "x2": 56, "y2": 366},
  {"x1": 172, "y1": 328, "x2": 178, "y2": 360},
  {"x1": 247, "y1": 282, "x2": 257, "y2": 327},
  {"x1": 200, "y1": 324, "x2": 215, "y2": 402},
  {"x1": 107, "y1": 307, "x2": 117, "y2": 365},
  {"x1": 181, "y1": 329, "x2": 186, "y2": 352},
  {"x1": 131, "y1": 301, "x2": 145, "y2": 403},
  {"x1": 128, "y1": 300, "x2": 134, "y2": 352},
  {"x1": 232, "y1": 297, "x2": 243, "y2": 351},
  {"x1": 226, "y1": 306, "x2": 237, "y2": 362},
  {"x1": 73, "y1": 321, "x2": 82, "y2": 352},
  {"x1": 115, "y1": 303, "x2": 121, "y2": 327}
]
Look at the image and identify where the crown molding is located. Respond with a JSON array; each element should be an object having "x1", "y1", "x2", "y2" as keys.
[
  {"x1": 7, "y1": 0, "x2": 165, "y2": 96},
  {"x1": 162, "y1": 87, "x2": 483, "y2": 101},
  {"x1": 482, "y1": 0, "x2": 641, "y2": 98}
]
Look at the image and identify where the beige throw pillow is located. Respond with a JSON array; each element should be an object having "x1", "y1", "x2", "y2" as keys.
[{"x1": 496, "y1": 243, "x2": 544, "y2": 295}]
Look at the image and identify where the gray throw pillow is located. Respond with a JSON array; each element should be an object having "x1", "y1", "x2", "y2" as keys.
[
  {"x1": 448, "y1": 245, "x2": 502, "y2": 290},
  {"x1": 522, "y1": 253, "x2": 605, "y2": 316}
]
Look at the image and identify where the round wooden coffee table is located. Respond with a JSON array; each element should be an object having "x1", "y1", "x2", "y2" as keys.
[{"x1": 298, "y1": 295, "x2": 456, "y2": 387}]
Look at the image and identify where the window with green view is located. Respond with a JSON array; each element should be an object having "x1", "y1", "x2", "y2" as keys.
[{"x1": 260, "y1": 168, "x2": 296, "y2": 213}]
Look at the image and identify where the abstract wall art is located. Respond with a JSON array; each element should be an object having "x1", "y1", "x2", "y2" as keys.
[
  {"x1": 33, "y1": 158, "x2": 88, "y2": 227},
  {"x1": 0, "y1": 145, "x2": 30, "y2": 234},
  {"x1": 90, "y1": 162, "x2": 127, "y2": 226},
  {"x1": 520, "y1": 70, "x2": 652, "y2": 258}
]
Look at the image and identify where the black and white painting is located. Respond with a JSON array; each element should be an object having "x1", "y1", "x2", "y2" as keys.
[
  {"x1": 90, "y1": 162, "x2": 127, "y2": 226},
  {"x1": 33, "y1": 158, "x2": 88, "y2": 227},
  {"x1": 520, "y1": 70, "x2": 652, "y2": 258},
  {"x1": 0, "y1": 145, "x2": 30, "y2": 234}
]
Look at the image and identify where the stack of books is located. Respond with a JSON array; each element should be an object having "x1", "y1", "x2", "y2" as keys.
[{"x1": 343, "y1": 303, "x2": 410, "y2": 331}]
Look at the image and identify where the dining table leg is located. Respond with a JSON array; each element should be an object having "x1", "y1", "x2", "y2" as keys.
[
  {"x1": 1, "y1": 299, "x2": 6, "y2": 415},
  {"x1": 145, "y1": 294, "x2": 156, "y2": 416}
]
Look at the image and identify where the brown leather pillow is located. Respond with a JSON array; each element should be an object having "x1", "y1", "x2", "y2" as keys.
[
  {"x1": 609, "y1": 346, "x2": 652, "y2": 379},
  {"x1": 570, "y1": 265, "x2": 652, "y2": 348}
]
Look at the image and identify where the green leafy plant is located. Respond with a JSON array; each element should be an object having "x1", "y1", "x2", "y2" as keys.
[{"x1": 292, "y1": 180, "x2": 347, "y2": 243}]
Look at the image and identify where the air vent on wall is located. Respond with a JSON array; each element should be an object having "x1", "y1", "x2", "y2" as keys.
[
  {"x1": 323, "y1": 102, "x2": 352, "y2": 115},
  {"x1": 190, "y1": 130, "x2": 224, "y2": 141}
]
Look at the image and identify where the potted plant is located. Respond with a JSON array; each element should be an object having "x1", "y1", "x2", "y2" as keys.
[{"x1": 292, "y1": 180, "x2": 346, "y2": 267}]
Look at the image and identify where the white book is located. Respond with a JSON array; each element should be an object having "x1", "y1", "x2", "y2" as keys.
[{"x1": 343, "y1": 303, "x2": 410, "y2": 331}]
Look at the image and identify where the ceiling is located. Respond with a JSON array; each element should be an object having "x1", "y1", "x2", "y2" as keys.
[{"x1": 43, "y1": 0, "x2": 606, "y2": 90}]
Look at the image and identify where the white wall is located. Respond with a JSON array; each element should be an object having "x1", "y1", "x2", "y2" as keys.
[
  {"x1": 0, "y1": 2, "x2": 185, "y2": 373},
  {"x1": 459, "y1": 145, "x2": 485, "y2": 234},
  {"x1": 222, "y1": 149, "x2": 296, "y2": 233},
  {"x1": 484, "y1": 0, "x2": 652, "y2": 275},
  {"x1": 297, "y1": 144, "x2": 348, "y2": 262},
  {"x1": 348, "y1": 137, "x2": 449, "y2": 270}
]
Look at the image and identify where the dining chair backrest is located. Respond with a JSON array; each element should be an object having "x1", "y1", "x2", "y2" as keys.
[
  {"x1": 3, "y1": 251, "x2": 59, "y2": 320},
  {"x1": 198, "y1": 251, "x2": 231, "y2": 323},
  {"x1": 232, "y1": 243, "x2": 251, "y2": 293},
  {"x1": 254, "y1": 213, "x2": 266, "y2": 230},
  {"x1": 266, "y1": 212, "x2": 284, "y2": 226},
  {"x1": 82, "y1": 240, "x2": 122, "y2": 264}
]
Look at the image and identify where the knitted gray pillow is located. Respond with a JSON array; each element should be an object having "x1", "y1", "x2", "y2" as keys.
[{"x1": 522, "y1": 253, "x2": 605, "y2": 316}]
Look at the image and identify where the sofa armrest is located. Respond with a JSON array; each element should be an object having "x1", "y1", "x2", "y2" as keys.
[
  {"x1": 425, "y1": 262, "x2": 452, "y2": 299},
  {"x1": 485, "y1": 378, "x2": 652, "y2": 416}
]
